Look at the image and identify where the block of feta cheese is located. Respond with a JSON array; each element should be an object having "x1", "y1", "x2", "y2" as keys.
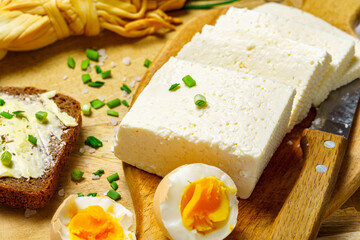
[
  {"x1": 215, "y1": 7, "x2": 355, "y2": 106},
  {"x1": 115, "y1": 57, "x2": 296, "y2": 199},
  {"x1": 200, "y1": 24, "x2": 331, "y2": 73},
  {"x1": 177, "y1": 33, "x2": 322, "y2": 130},
  {"x1": 255, "y1": 3, "x2": 360, "y2": 91}
]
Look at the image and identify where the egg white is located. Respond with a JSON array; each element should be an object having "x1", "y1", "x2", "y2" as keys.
[
  {"x1": 52, "y1": 195, "x2": 136, "y2": 240},
  {"x1": 158, "y1": 163, "x2": 239, "y2": 240}
]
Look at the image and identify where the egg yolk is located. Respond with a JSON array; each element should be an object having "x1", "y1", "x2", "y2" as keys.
[
  {"x1": 67, "y1": 205, "x2": 125, "y2": 240},
  {"x1": 180, "y1": 176, "x2": 230, "y2": 234}
]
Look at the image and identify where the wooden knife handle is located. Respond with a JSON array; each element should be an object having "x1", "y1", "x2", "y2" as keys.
[{"x1": 267, "y1": 128, "x2": 347, "y2": 240}]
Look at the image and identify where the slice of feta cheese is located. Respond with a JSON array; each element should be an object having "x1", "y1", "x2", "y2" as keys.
[
  {"x1": 255, "y1": 3, "x2": 360, "y2": 91},
  {"x1": 115, "y1": 57, "x2": 296, "y2": 199},
  {"x1": 177, "y1": 33, "x2": 322, "y2": 130},
  {"x1": 215, "y1": 7, "x2": 355, "y2": 106}
]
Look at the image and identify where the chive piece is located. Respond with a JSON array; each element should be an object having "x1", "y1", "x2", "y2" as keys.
[
  {"x1": 85, "y1": 136, "x2": 103, "y2": 148},
  {"x1": 0, "y1": 111, "x2": 13, "y2": 119},
  {"x1": 110, "y1": 181, "x2": 118, "y2": 190},
  {"x1": 12, "y1": 111, "x2": 25, "y2": 118},
  {"x1": 100, "y1": 70, "x2": 111, "y2": 79},
  {"x1": 67, "y1": 56, "x2": 75, "y2": 69},
  {"x1": 71, "y1": 169, "x2": 84, "y2": 182},
  {"x1": 81, "y1": 59, "x2": 90, "y2": 70},
  {"x1": 88, "y1": 81, "x2": 105, "y2": 88},
  {"x1": 87, "y1": 193, "x2": 97, "y2": 197},
  {"x1": 107, "y1": 173, "x2": 119, "y2": 183},
  {"x1": 122, "y1": 100, "x2": 129, "y2": 107},
  {"x1": 28, "y1": 135, "x2": 37, "y2": 146},
  {"x1": 82, "y1": 74, "x2": 91, "y2": 84},
  {"x1": 107, "y1": 110, "x2": 119, "y2": 117},
  {"x1": 107, "y1": 98, "x2": 121, "y2": 109},
  {"x1": 77, "y1": 193, "x2": 85, "y2": 197},
  {"x1": 95, "y1": 65, "x2": 102, "y2": 73},
  {"x1": 120, "y1": 84, "x2": 131, "y2": 94},
  {"x1": 0, "y1": 99, "x2": 5, "y2": 106},
  {"x1": 194, "y1": 94, "x2": 207, "y2": 107},
  {"x1": 90, "y1": 99, "x2": 105, "y2": 109},
  {"x1": 107, "y1": 189, "x2": 121, "y2": 200},
  {"x1": 1, "y1": 151, "x2": 12, "y2": 167},
  {"x1": 184, "y1": 0, "x2": 237, "y2": 9},
  {"x1": 144, "y1": 58, "x2": 152, "y2": 68},
  {"x1": 86, "y1": 48, "x2": 99, "y2": 61},
  {"x1": 169, "y1": 83, "x2": 180, "y2": 91},
  {"x1": 82, "y1": 104, "x2": 91, "y2": 116},
  {"x1": 35, "y1": 111, "x2": 48, "y2": 121},
  {"x1": 182, "y1": 75, "x2": 196, "y2": 88},
  {"x1": 93, "y1": 170, "x2": 105, "y2": 176}
]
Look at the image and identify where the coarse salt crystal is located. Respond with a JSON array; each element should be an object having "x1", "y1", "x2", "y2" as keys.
[
  {"x1": 84, "y1": 160, "x2": 89, "y2": 165},
  {"x1": 86, "y1": 66, "x2": 91, "y2": 72},
  {"x1": 99, "y1": 61, "x2": 104, "y2": 66},
  {"x1": 83, "y1": 88, "x2": 89, "y2": 94},
  {"x1": 84, "y1": 145, "x2": 90, "y2": 150},
  {"x1": 62, "y1": 75, "x2": 68, "y2": 80},
  {"x1": 123, "y1": 57, "x2": 131, "y2": 66},
  {"x1": 79, "y1": 147, "x2": 85, "y2": 153},
  {"x1": 313, "y1": 118, "x2": 321, "y2": 126},
  {"x1": 89, "y1": 148, "x2": 96, "y2": 154},
  {"x1": 111, "y1": 61, "x2": 116, "y2": 68},
  {"x1": 110, "y1": 145, "x2": 114, "y2": 152},
  {"x1": 98, "y1": 48, "x2": 106, "y2": 57},
  {"x1": 24, "y1": 209, "x2": 37, "y2": 218},
  {"x1": 103, "y1": 190, "x2": 109, "y2": 196},
  {"x1": 133, "y1": 76, "x2": 141, "y2": 82},
  {"x1": 122, "y1": 91, "x2": 129, "y2": 97},
  {"x1": 114, "y1": 126, "x2": 120, "y2": 136},
  {"x1": 123, "y1": 76, "x2": 127, "y2": 82},
  {"x1": 297, "y1": 144, "x2": 300, "y2": 148},
  {"x1": 92, "y1": 174, "x2": 100, "y2": 180},
  {"x1": 110, "y1": 117, "x2": 118, "y2": 126},
  {"x1": 129, "y1": 80, "x2": 135, "y2": 88},
  {"x1": 98, "y1": 96, "x2": 105, "y2": 101},
  {"x1": 58, "y1": 189, "x2": 65, "y2": 197},
  {"x1": 102, "y1": 137, "x2": 108, "y2": 142},
  {"x1": 287, "y1": 140, "x2": 293, "y2": 145},
  {"x1": 90, "y1": 63, "x2": 95, "y2": 68}
]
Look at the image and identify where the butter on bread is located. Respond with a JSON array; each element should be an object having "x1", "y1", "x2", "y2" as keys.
[{"x1": 0, "y1": 87, "x2": 81, "y2": 209}]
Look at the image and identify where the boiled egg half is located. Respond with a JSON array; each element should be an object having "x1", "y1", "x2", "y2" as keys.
[
  {"x1": 153, "y1": 163, "x2": 238, "y2": 240},
  {"x1": 51, "y1": 194, "x2": 136, "y2": 240}
]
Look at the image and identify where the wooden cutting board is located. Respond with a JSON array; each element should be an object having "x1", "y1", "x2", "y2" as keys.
[{"x1": 123, "y1": 1, "x2": 360, "y2": 239}]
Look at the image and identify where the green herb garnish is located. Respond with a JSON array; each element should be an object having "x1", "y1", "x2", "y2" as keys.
[
  {"x1": 86, "y1": 48, "x2": 99, "y2": 61},
  {"x1": 0, "y1": 111, "x2": 13, "y2": 119},
  {"x1": 71, "y1": 169, "x2": 84, "y2": 182},
  {"x1": 81, "y1": 59, "x2": 90, "y2": 70},
  {"x1": 95, "y1": 65, "x2": 102, "y2": 73},
  {"x1": 1, "y1": 151, "x2": 12, "y2": 167},
  {"x1": 77, "y1": 193, "x2": 85, "y2": 197},
  {"x1": 90, "y1": 99, "x2": 105, "y2": 109},
  {"x1": 67, "y1": 56, "x2": 75, "y2": 69},
  {"x1": 122, "y1": 100, "x2": 129, "y2": 107},
  {"x1": 88, "y1": 81, "x2": 104, "y2": 88},
  {"x1": 100, "y1": 70, "x2": 111, "y2": 79},
  {"x1": 194, "y1": 94, "x2": 207, "y2": 107},
  {"x1": 35, "y1": 111, "x2": 48, "y2": 121},
  {"x1": 87, "y1": 193, "x2": 97, "y2": 197},
  {"x1": 107, "y1": 110, "x2": 119, "y2": 117},
  {"x1": 144, "y1": 58, "x2": 152, "y2": 68},
  {"x1": 107, "y1": 190, "x2": 121, "y2": 200},
  {"x1": 120, "y1": 84, "x2": 131, "y2": 94},
  {"x1": 85, "y1": 136, "x2": 103, "y2": 148},
  {"x1": 182, "y1": 75, "x2": 196, "y2": 88},
  {"x1": 28, "y1": 135, "x2": 37, "y2": 146},
  {"x1": 82, "y1": 74, "x2": 92, "y2": 84},
  {"x1": 107, "y1": 173, "x2": 119, "y2": 183},
  {"x1": 107, "y1": 98, "x2": 121, "y2": 109},
  {"x1": 0, "y1": 99, "x2": 5, "y2": 106},
  {"x1": 81, "y1": 104, "x2": 91, "y2": 116},
  {"x1": 169, "y1": 83, "x2": 180, "y2": 91},
  {"x1": 12, "y1": 110, "x2": 25, "y2": 118},
  {"x1": 93, "y1": 170, "x2": 105, "y2": 176},
  {"x1": 184, "y1": 0, "x2": 237, "y2": 9},
  {"x1": 110, "y1": 181, "x2": 118, "y2": 190}
]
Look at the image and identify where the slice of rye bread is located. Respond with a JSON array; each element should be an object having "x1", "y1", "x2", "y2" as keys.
[{"x1": 0, "y1": 87, "x2": 82, "y2": 209}]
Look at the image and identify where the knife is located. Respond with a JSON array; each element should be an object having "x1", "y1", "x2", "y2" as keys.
[{"x1": 267, "y1": 78, "x2": 360, "y2": 240}]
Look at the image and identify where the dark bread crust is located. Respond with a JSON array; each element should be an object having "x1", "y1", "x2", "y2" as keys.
[{"x1": 0, "y1": 87, "x2": 82, "y2": 209}]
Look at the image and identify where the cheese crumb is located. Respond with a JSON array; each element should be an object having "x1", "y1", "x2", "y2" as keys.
[
  {"x1": 24, "y1": 209, "x2": 37, "y2": 218},
  {"x1": 123, "y1": 57, "x2": 131, "y2": 66},
  {"x1": 58, "y1": 189, "x2": 65, "y2": 197}
]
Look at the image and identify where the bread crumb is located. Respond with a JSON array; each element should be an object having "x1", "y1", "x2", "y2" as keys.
[
  {"x1": 133, "y1": 76, "x2": 141, "y2": 82},
  {"x1": 287, "y1": 140, "x2": 293, "y2": 145},
  {"x1": 62, "y1": 75, "x2": 68, "y2": 80},
  {"x1": 58, "y1": 188, "x2": 65, "y2": 197},
  {"x1": 123, "y1": 57, "x2": 131, "y2": 66},
  {"x1": 92, "y1": 174, "x2": 100, "y2": 180},
  {"x1": 24, "y1": 209, "x2": 37, "y2": 218},
  {"x1": 102, "y1": 137, "x2": 108, "y2": 142},
  {"x1": 111, "y1": 61, "x2": 116, "y2": 68},
  {"x1": 89, "y1": 148, "x2": 96, "y2": 154},
  {"x1": 110, "y1": 117, "x2": 118, "y2": 126},
  {"x1": 83, "y1": 89, "x2": 89, "y2": 94}
]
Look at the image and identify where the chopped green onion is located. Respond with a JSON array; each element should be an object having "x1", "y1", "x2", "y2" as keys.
[
  {"x1": 82, "y1": 74, "x2": 92, "y2": 84},
  {"x1": 182, "y1": 75, "x2": 196, "y2": 88},
  {"x1": 184, "y1": 0, "x2": 237, "y2": 9},
  {"x1": 0, "y1": 99, "x2": 5, "y2": 106},
  {"x1": 90, "y1": 99, "x2": 105, "y2": 109},
  {"x1": 85, "y1": 136, "x2": 103, "y2": 148},
  {"x1": 122, "y1": 100, "x2": 129, "y2": 107},
  {"x1": 107, "y1": 110, "x2": 119, "y2": 117},
  {"x1": 0, "y1": 111, "x2": 13, "y2": 119},
  {"x1": 169, "y1": 83, "x2": 180, "y2": 91},
  {"x1": 12, "y1": 110, "x2": 25, "y2": 118},
  {"x1": 67, "y1": 56, "x2": 75, "y2": 69},
  {"x1": 100, "y1": 70, "x2": 111, "y2": 79},
  {"x1": 95, "y1": 65, "x2": 102, "y2": 73},
  {"x1": 144, "y1": 58, "x2": 152, "y2": 68},
  {"x1": 87, "y1": 193, "x2": 97, "y2": 197},
  {"x1": 107, "y1": 98, "x2": 121, "y2": 109},
  {"x1": 77, "y1": 193, "x2": 85, "y2": 197},
  {"x1": 120, "y1": 84, "x2": 131, "y2": 94},
  {"x1": 28, "y1": 135, "x2": 37, "y2": 146},
  {"x1": 107, "y1": 173, "x2": 119, "y2": 183},
  {"x1": 81, "y1": 59, "x2": 90, "y2": 70},
  {"x1": 81, "y1": 104, "x2": 91, "y2": 116},
  {"x1": 110, "y1": 181, "x2": 118, "y2": 190},
  {"x1": 88, "y1": 81, "x2": 104, "y2": 88},
  {"x1": 93, "y1": 170, "x2": 105, "y2": 176},
  {"x1": 86, "y1": 48, "x2": 99, "y2": 61},
  {"x1": 71, "y1": 169, "x2": 84, "y2": 182},
  {"x1": 35, "y1": 111, "x2": 48, "y2": 121},
  {"x1": 107, "y1": 189, "x2": 121, "y2": 200},
  {"x1": 194, "y1": 94, "x2": 207, "y2": 107},
  {"x1": 1, "y1": 151, "x2": 12, "y2": 167}
]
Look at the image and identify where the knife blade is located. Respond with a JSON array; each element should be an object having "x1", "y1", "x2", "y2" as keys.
[{"x1": 268, "y1": 78, "x2": 360, "y2": 240}]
